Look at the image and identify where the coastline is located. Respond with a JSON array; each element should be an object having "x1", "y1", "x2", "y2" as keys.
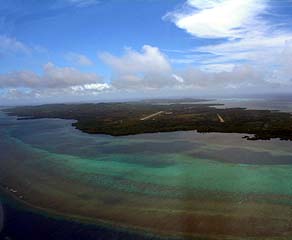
[{"x1": 5, "y1": 102, "x2": 292, "y2": 141}]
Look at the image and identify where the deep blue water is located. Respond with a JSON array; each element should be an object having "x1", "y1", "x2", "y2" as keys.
[{"x1": 0, "y1": 195, "x2": 173, "y2": 240}]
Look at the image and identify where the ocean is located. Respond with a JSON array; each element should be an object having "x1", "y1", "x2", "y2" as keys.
[{"x1": 1, "y1": 98, "x2": 292, "y2": 239}]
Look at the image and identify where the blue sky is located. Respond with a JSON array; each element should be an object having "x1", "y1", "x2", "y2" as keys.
[{"x1": 1, "y1": 0, "x2": 292, "y2": 104}]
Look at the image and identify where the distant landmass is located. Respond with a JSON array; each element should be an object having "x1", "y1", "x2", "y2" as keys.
[{"x1": 4, "y1": 99, "x2": 292, "y2": 140}]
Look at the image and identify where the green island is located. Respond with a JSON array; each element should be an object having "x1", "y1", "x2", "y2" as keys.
[{"x1": 5, "y1": 98, "x2": 292, "y2": 140}]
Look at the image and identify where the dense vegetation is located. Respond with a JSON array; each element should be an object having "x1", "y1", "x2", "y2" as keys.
[{"x1": 5, "y1": 99, "x2": 292, "y2": 140}]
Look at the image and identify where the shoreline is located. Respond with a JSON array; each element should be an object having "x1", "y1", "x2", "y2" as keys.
[
  {"x1": 4, "y1": 102, "x2": 292, "y2": 141},
  {"x1": 4, "y1": 112, "x2": 292, "y2": 142}
]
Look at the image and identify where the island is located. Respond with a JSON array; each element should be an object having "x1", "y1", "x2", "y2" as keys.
[{"x1": 4, "y1": 99, "x2": 292, "y2": 140}]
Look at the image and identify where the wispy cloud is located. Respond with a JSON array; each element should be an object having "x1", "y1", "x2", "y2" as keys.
[
  {"x1": 66, "y1": 0, "x2": 99, "y2": 8},
  {"x1": 164, "y1": 0, "x2": 292, "y2": 77},
  {"x1": 0, "y1": 35, "x2": 31, "y2": 55},
  {"x1": 65, "y1": 52, "x2": 93, "y2": 66}
]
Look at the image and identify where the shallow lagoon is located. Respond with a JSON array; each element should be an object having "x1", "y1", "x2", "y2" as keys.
[{"x1": 1, "y1": 110, "x2": 292, "y2": 239}]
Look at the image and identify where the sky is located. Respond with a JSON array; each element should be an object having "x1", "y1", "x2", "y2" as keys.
[{"x1": 1, "y1": 0, "x2": 292, "y2": 104}]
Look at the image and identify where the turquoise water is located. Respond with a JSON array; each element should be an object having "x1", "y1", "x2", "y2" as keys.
[{"x1": 2, "y1": 110, "x2": 292, "y2": 239}]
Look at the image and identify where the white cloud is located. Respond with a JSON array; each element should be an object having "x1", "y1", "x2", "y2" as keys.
[
  {"x1": 0, "y1": 35, "x2": 31, "y2": 55},
  {"x1": 100, "y1": 45, "x2": 179, "y2": 89},
  {"x1": 43, "y1": 62, "x2": 102, "y2": 88},
  {"x1": 0, "y1": 62, "x2": 111, "y2": 102},
  {"x1": 65, "y1": 52, "x2": 93, "y2": 66},
  {"x1": 0, "y1": 62, "x2": 104, "y2": 89},
  {"x1": 165, "y1": 0, "x2": 267, "y2": 39},
  {"x1": 172, "y1": 74, "x2": 184, "y2": 83},
  {"x1": 71, "y1": 83, "x2": 110, "y2": 92},
  {"x1": 101, "y1": 45, "x2": 171, "y2": 74}
]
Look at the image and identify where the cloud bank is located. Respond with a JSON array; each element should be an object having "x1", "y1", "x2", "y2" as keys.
[
  {"x1": 0, "y1": 62, "x2": 110, "y2": 101},
  {"x1": 0, "y1": 62, "x2": 104, "y2": 89},
  {"x1": 99, "y1": 45, "x2": 275, "y2": 92},
  {"x1": 2, "y1": 0, "x2": 292, "y2": 104},
  {"x1": 3, "y1": 41, "x2": 290, "y2": 103}
]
